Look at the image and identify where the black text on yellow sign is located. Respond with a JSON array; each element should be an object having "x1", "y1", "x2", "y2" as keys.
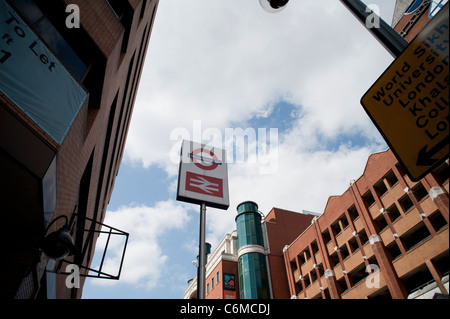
[{"x1": 361, "y1": 5, "x2": 449, "y2": 181}]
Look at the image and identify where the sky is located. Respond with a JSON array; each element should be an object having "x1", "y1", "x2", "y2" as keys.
[{"x1": 82, "y1": 0, "x2": 398, "y2": 299}]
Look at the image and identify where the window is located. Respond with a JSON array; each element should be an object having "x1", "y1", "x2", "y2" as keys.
[
  {"x1": 358, "y1": 229, "x2": 369, "y2": 245},
  {"x1": 290, "y1": 260, "x2": 297, "y2": 272},
  {"x1": 337, "y1": 277, "x2": 348, "y2": 292},
  {"x1": 348, "y1": 237, "x2": 359, "y2": 253},
  {"x1": 411, "y1": 182, "x2": 428, "y2": 202},
  {"x1": 374, "y1": 214, "x2": 388, "y2": 232},
  {"x1": 304, "y1": 247, "x2": 311, "y2": 260},
  {"x1": 402, "y1": 264, "x2": 435, "y2": 295},
  {"x1": 207, "y1": 283, "x2": 210, "y2": 295},
  {"x1": 387, "y1": 203, "x2": 402, "y2": 221},
  {"x1": 238, "y1": 253, "x2": 270, "y2": 299},
  {"x1": 311, "y1": 241, "x2": 319, "y2": 255},
  {"x1": 297, "y1": 252, "x2": 306, "y2": 265},
  {"x1": 385, "y1": 170, "x2": 399, "y2": 187},
  {"x1": 347, "y1": 205, "x2": 359, "y2": 221},
  {"x1": 236, "y1": 213, "x2": 264, "y2": 248},
  {"x1": 316, "y1": 264, "x2": 324, "y2": 277},
  {"x1": 362, "y1": 190, "x2": 376, "y2": 208},
  {"x1": 295, "y1": 281, "x2": 303, "y2": 294},
  {"x1": 428, "y1": 210, "x2": 448, "y2": 232},
  {"x1": 322, "y1": 229, "x2": 332, "y2": 243},
  {"x1": 298, "y1": 247, "x2": 310, "y2": 265},
  {"x1": 331, "y1": 220, "x2": 341, "y2": 236},
  {"x1": 340, "y1": 244, "x2": 350, "y2": 260},
  {"x1": 310, "y1": 270, "x2": 318, "y2": 283},
  {"x1": 303, "y1": 274, "x2": 311, "y2": 287},
  {"x1": 330, "y1": 252, "x2": 340, "y2": 267},
  {"x1": 339, "y1": 214, "x2": 349, "y2": 229},
  {"x1": 398, "y1": 194, "x2": 414, "y2": 213},
  {"x1": 211, "y1": 278, "x2": 214, "y2": 290},
  {"x1": 216, "y1": 271, "x2": 220, "y2": 284},
  {"x1": 386, "y1": 241, "x2": 402, "y2": 260},
  {"x1": 400, "y1": 222, "x2": 431, "y2": 250},
  {"x1": 348, "y1": 262, "x2": 369, "y2": 286},
  {"x1": 374, "y1": 179, "x2": 388, "y2": 197}
]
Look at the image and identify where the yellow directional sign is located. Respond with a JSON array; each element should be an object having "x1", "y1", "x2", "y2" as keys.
[{"x1": 361, "y1": 4, "x2": 449, "y2": 182}]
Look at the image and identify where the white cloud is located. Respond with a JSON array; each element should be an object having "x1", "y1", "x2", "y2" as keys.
[
  {"x1": 107, "y1": 0, "x2": 401, "y2": 291},
  {"x1": 204, "y1": 140, "x2": 385, "y2": 246},
  {"x1": 83, "y1": 0, "x2": 404, "y2": 298},
  {"x1": 125, "y1": 0, "x2": 393, "y2": 172},
  {"x1": 122, "y1": 0, "x2": 396, "y2": 248},
  {"x1": 90, "y1": 200, "x2": 192, "y2": 290}
]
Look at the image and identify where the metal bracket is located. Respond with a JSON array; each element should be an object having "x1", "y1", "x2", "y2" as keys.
[{"x1": 52, "y1": 216, "x2": 129, "y2": 280}]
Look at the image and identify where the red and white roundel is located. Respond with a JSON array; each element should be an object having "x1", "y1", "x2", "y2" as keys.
[{"x1": 191, "y1": 148, "x2": 221, "y2": 171}]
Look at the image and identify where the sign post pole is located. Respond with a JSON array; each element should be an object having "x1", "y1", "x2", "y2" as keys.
[
  {"x1": 339, "y1": 0, "x2": 408, "y2": 58},
  {"x1": 197, "y1": 202, "x2": 207, "y2": 299},
  {"x1": 176, "y1": 140, "x2": 230, "y2": 299}
]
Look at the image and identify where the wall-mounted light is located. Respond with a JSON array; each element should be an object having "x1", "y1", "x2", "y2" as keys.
[{"x1": 41, "y1": 215, "x2": 76, "y2": 260}]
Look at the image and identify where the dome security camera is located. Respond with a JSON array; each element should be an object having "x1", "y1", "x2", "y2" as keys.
[{"x1": 259, "y1": 0, "x2": 289, "y2": 13}]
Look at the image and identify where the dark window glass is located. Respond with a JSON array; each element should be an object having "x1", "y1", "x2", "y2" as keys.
[{"x1": 10, "y1": 0, "x2": 43, "y2": 25}]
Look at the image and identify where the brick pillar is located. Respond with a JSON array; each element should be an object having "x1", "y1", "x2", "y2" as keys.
[
  {"x1": 429, "y1": 187, "x2": 449, "y2": 224},
  {"x1": 312, "y1": 220, "x2": 340, "y2": 299},
  {"x1": 350, "y1": 183, "x2": 408, "y2": 299},
  {"x1": 369, "y1": 235, "x2": 409, "y2": 299},
  {"x1": 282, "y1": 246, "x2": 297, "y2": 298},
  {"x1": 423, "y1": 172, "x2": 449, "y2": 223},
  {"x1": 425, "y1": 259, "x2": 449, "y2": 295}
]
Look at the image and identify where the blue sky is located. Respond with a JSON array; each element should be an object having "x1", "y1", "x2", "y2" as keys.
[{"x1": 81, "y1": 0, "x2": 397, "y2": 299}]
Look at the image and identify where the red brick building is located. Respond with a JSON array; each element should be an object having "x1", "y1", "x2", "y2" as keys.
[
  {"x1": 1, "y1": 0, "x2": 159, "y2": 298},
  {"x1": 283, "y1": 149, "x2": 449, "y2": 299},
  {"x1": 392, "y1": 0, "x2": 434, "y2": 42}
]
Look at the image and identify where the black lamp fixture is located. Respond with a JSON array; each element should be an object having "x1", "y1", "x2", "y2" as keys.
[
  {"x1": 41, "y1": 215, "x2": 77, "y2": 260},
  {"x1": 259, "y1": 0, "x2": 289, "y2": 13}
]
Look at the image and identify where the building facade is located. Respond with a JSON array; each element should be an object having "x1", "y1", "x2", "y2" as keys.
[
  {"x1": 392, "y1": 0, "x2": 448, "y2": 41},
  {"x1": 183, "y1": 207, "x2": 319, "y2": 299},
  {"x1": 1, "y1": 0, "x2": 159, "y2": 298},
  {"x1": 183, "y1": 150, "x2": 449, "y2": 300},
  {"x1": 284, "y1": 149, "x2": 449, "y2": 299}
]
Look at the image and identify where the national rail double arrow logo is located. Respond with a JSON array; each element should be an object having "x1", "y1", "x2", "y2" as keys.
[{"x1": 185, "y1": 172, "x2": 223, "y2": 198}]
